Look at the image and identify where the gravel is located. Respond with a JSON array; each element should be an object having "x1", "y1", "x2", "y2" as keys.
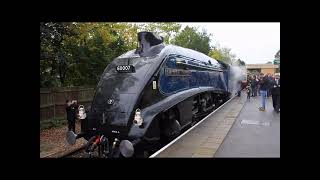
[{"x1": 40, "y1": 121, "x2": 87, "y2": 158}]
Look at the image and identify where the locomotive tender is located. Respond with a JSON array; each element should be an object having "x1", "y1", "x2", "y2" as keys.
[{"x1": 67, "y1": 32, "x2": 244, "y2": 158}]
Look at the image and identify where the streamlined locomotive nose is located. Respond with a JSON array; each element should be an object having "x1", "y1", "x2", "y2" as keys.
[{"x1": 87, "y1": 53, "x2": 158, "y2": 134}]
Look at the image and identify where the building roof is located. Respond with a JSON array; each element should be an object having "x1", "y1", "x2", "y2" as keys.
[{"x1": 246, "y1": 64, "x2": 279, "y2": 69}]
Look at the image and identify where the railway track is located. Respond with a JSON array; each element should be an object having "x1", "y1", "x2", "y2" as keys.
[
  {"x1": 42, "y1": 144, "x2": 87, "y2": 158},
  {"x1": 59, "y1": 144, "x2": 87, "y2": 158}
]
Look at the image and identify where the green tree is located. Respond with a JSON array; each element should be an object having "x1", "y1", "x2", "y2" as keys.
[
  {"x1": 275, "y1": 50, "x2": 280, "y2": 60},
  {"x1": 172, "y1": 26, "x2": 211, "y2": 55},
  {"x1": 40, "y1": 22, "x2": 139, "y2": 88},
  {"x1": 208, "y1": 45, "x2": 237, "y2": 64},
  {"x1": 40, "y1": 22, "x2": 78, "y2": 87},
  {"x1": 63, "y1": 23, "x2": 138, "y2": 86},
  {"x1": 208, "y1": 47, "x2": 224, "y2": 61}
]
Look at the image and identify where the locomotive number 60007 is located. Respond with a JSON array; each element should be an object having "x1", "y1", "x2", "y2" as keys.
[{"x1": 116, "y1": 65, "x2": 135, "y2": 73}]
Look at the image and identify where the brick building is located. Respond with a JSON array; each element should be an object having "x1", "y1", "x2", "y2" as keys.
[{"x1": 246, "y1": 64, "x2": 280, "y2": 76}]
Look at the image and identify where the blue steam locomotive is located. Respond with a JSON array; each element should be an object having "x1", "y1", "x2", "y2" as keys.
[{"x1": 67, "y1": 32, "x2": 244, "y2": 158}]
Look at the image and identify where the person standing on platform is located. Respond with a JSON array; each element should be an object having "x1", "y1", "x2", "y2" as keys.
[
  {"x1": 267, "y1": 74, "x2": 273, "y2": 97},
  {"x1": 271, "y1": 74, "x2": 280, "y2": 113},
  {"x1": 246, "y1": 76, "x2": 252, "y2": 100},
  {"x1": 258, "y1": 73, "x2": 270, "y2": 111},
  {"x1": 257, "y1": 74, "x2": 261, "y2": 96},
  {"x1": 251, "y1": 75, "x2": 258, "y2": 97}
]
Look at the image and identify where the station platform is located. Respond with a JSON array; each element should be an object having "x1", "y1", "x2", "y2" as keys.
[
  {"x1": 215, "y1": 95, "x2": 280, "y2": 157},
  {"x1": 152, "y1": 92, "x2": 280, "y2": 158}
]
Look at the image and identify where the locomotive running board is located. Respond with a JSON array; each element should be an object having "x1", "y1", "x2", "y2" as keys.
[{"x1": 149, "y1": 95, "x2": 237, "y2": 158}]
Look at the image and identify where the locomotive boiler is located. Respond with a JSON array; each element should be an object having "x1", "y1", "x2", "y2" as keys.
[{"x1": 66, "y1": 31, "x2": 244, "y2": 158}]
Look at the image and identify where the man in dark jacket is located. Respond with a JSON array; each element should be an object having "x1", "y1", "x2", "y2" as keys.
[
  {"x1": 66, "y1": 99, "x2": 78, "y2": 133},
  {"x1": 251, "y1": 75, "x2": 258, "y2": 97},
  {"x1": 259, "y1": 74, "x2": 270, "y2": 111},
  {"x1": 246, "y1": 76, "x2": 252, "y2": 100},
  {"x1": 271, "y1": 74, "x2": 280, "y2": 113},
  {"x1": 267, "y1": 74, "x2": 273, "y2": 97},
  {"x1": 257, "y1": 74, "x2": 262, "y2": 96}
]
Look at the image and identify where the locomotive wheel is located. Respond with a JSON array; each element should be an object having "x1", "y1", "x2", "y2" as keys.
[{"x1": 161, "y1": 108, "x2": 181, "y2": 142}]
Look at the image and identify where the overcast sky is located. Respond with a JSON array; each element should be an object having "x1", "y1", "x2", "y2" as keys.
[{"x1": 181, "y1": 23, "x2": 280, "y2": 64}]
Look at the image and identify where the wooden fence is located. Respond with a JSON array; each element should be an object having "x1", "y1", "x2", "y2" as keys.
[{"x1": 40, "y1": 87, "x2": 95, "y2": 121}]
